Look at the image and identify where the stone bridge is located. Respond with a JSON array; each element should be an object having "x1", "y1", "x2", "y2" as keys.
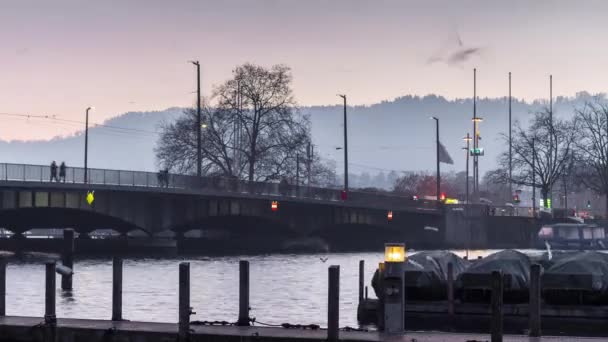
[{"x1": 0, "y1": 163, "x2": 445, "y2": 251}]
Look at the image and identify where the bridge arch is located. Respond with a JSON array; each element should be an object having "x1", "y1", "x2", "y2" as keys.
[{"x1": 0, "y1": 207, "x2": 150, "y2": 236}]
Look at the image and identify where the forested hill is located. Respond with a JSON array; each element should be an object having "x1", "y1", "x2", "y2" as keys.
[{"x1": 0, "y1": 93, "x2": 599, "y2": 181}]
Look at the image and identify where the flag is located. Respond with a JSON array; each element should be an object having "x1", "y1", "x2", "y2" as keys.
[{"x1": 439, "y1": 142, "x2": 454, "y2": 164}]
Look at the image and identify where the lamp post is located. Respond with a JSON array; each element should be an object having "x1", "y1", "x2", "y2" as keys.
[
  {"x1": 338, "y1": 94, "x2": 348, "y2": 197},
  {"x1": 431, "y1": 117, "x2": 440, "y2": 201},
  {"x1": 190, "y1": 60, "x2": 202, "y2": 178},
  {"x1": 508, "y1": 72, "x2": 512, "y2": 197},
  {"x1": 84, "y1": 107, "x2": 93, "y2": 184}
]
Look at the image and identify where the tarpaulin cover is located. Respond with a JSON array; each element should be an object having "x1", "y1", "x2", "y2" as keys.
[
  {"x1": 457, "y1": 249, "x2": 531, "y2": 290},
  {"x1": 371, "y1": 251, "x2": 469, "y2": 299},
  {"x1": 543, "y1": 251, "x2": 608, "y2": 291}
]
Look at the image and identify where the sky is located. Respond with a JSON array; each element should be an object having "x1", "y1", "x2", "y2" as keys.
[{"x1": 2, "y1": 0, "x2": 608, "y2": 141}]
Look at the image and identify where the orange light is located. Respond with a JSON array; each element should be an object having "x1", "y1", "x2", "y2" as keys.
[
  {"x1": 387, "y1": 210, "x2": 393, "y2": 221},
  {"x1": 271, "y1": 201, "x2": 279, "y2": 212}
]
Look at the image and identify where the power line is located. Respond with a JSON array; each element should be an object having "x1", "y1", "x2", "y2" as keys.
[{"x1": 0, "y1": 112, "x2": 160, "y2": 136}]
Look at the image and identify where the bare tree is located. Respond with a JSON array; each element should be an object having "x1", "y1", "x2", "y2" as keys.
[
  {"x1": 490, "y1": 109, "x2": 575, "y2": 207},
  {"x1": 156, "y1": 63, "x2": 325, "y2": 182},
  {"x1": 573, "y1": 100, "x2": 608, "y2": 216}
]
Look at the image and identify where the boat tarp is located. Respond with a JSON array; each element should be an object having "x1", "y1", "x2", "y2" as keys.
[
  {"x1": 457, "y1": 249, "x2": 531, "y2": 290},
  {"x1": 371, "y1": 251, "x2": 468, "y2": 298},
  {"x1": 543, "y1": 251, "x2": 608, "y2": 291}
]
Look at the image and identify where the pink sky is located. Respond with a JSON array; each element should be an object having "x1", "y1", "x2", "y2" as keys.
[{"x1": 2, "y1": 0, "x2": 608, "y2": 140}]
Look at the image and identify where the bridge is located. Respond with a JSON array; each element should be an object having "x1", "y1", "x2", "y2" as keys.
[{"x1": 0, "y1": 163, "x2": 446, "y2": 252}]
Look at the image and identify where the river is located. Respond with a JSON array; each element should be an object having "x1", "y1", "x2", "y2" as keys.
[{"x1": 4, "y1": 250, "x2": 512, "y2": 328}]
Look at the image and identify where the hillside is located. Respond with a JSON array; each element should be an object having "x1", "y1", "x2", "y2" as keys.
[{"x1": 0, "y1": 93, "x2": 598, "y2": 179}]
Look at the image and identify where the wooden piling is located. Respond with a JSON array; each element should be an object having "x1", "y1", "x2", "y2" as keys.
[
  {"x1": 327, "y1": 265, "x2": 340, "y2": 341},
  {"x1": 45, "y1": 262, "x2": 56, "y2": 324},
  {"x1": 358, "y1": 260, "x2": 364, "y2": 304},
  {"x1": 178, "y1": 262, "x2": 190, "y2": 342},
  {"x1": 0, "y1": 261, "x2": 5, "y2": 316},
  {"x1": 529, "y1": 263, "x2": 541, "y2": 337},
  {"x1": 377, "y1": 262, "x2": 385, "y2": 331},
  {"x1": 61, "y1": 228, "x2": 75, "y2": 290},
  {"x1": 112, "y1": 257, "x2": 123, "y2": 321},
  {"x1": 237, "y1": 260, "x2": 250, "y2": 326},
  {"x1": 490, "y1": 270, "x2": 503, "y2": 342},
  {"x1": 447, "y1": 262, "x2": 454, "y2": 317}
]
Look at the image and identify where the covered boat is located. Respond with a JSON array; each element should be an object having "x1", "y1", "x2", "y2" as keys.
[
  {"x1": 456, "y1": 249, "x2": 531, "y2": 303},
  {"x1": 371, "y1": 251, "x2": 469, "y2": 301},
  {"x1": 543, "y1": 251, "x2": 608, "y2": 304}
]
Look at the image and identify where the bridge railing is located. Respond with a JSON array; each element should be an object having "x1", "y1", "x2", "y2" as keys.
[{"x1": 0, "y1": 163, "x2": 440, "y2": 210}]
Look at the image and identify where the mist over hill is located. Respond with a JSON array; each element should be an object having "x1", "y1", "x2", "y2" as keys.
[{"x1": 0, "y1": 93, "x2": 600, "y2": 187}]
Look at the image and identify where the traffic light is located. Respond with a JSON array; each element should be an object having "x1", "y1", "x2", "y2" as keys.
[
  {"x1": 440, "y1": 192, "x2": 446, "y2": 202},
  {"x1": 587, "y1": 200, "x2": 592, "y2": 209},
  {"x1": 387, "y1": 211, "x2": 393, "y2": 222},
  {"x1": 469, "y1": 148, "x2": 485, "y2": 156},
  {"x1": 271, "y1": 201, "x2": 279, "y2": 212},
  {"x1": 513, "y1": 194, "x2": 520, "y2": 204}
]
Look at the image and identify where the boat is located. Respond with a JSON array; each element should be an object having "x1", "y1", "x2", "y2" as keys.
[{"x1": 537, "y1": 223, "x2": 608, "y2": 250}]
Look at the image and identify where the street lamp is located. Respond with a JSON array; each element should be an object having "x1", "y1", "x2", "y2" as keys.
[
  {"x1": 431, "y1": 117, "x2": 440, "y2": 201},
  {"x1": 337, "y1": 94, "x2": 348, "y2": 198},
  {"x1": 190, "y1": 60, "x2": 202, "y2": 178},
  {"x1": 84, "y1": 106, "x2": 94, "y2": 184}
]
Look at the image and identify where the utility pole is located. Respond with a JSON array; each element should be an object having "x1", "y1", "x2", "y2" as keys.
[
  {"x1": 509, "y1": 72, "x2": 512, "y2": 197},
  {"x1": 472, "y1": 68, "x2": 478, "y2": 199},
  {"x1": 338, "y1": 94, "x2": 348, "y2": 196},
  {"x1": 463, "y1": 133, "x2": 472, "y2": 204},
  {"x1": 296, "y1": 154, "x2": 300, "y2": 186},
  {"x1": 532, "y1": 137, "x2": 536, "y2": 218},
  {"x1": 432, "y1": 117, "x2": 440, "y2": 201},
  {"x1": 191, "y1": 61, "x2": 202, "y2": 178},
  {"x1": 84, "y1": 107, "x2": 93, "y2": 183}
]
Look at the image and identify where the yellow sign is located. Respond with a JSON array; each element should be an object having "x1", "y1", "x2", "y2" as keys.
[
  {"x1": 86, "y1": 191, "x2": 95, "y2": 206},
  {"x1": 445, "y1": 198, "x2": 459, "y2": 204}
]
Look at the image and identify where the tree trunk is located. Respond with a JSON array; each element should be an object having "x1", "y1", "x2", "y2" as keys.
[{"x1": 605, "y1": 193, "x2": 608, "y2": 219}]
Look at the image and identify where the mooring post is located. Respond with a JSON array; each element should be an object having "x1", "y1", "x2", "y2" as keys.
[
  {"x1": 529, "y1": 263, "x2": 541, "y2": 337},
  {"x1": 0, "y1": 261, "x2": 5, "y2": 316},
  {"x1": 328, "y1": 265, "x2": 340, "y2": 341},
  {"x1": 112, "y1": 257, "x2": 123, "y2": 321},
  {"x1": 237, "y1": 260, "x2": 250, "y2": 326},
  {"x1": 45, "y1": 262, "x2": 56, "y2": 324},
  {"x1": 490, "y1": 270, "x2": 504, "y2": 342},
  {"x1": 358, "y1": 260, "x2": 364, "y2": 304},
  {"x1": 447, "y1": 262, "x2": 454, "y2": 317},
  {"x1": 178, "y1": 262, "x2": 191, "y2": 342},
  {"x1": 61, "y1": 228, "x2": 75, "y2": 290},
  {"x1": 377, "y1": 262, "x2": 385, "y2": 331}
]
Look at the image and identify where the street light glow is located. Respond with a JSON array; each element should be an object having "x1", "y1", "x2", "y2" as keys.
[{"x1": 472, "y1": 117, "x2": 483, "y2": 122}]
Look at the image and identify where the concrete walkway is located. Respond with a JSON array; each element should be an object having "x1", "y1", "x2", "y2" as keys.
[{"x1": 0, "y1": 316, "x2": 605, "y2": 342}]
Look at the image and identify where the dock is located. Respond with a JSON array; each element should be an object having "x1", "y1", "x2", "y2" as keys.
[{"x1": 0, "y1": 316, "x2": 606, "y2": 342}]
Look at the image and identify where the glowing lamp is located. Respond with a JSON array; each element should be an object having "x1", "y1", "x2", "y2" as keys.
[
  {"x1": 440, "y1": 192, "x2": 446, "y2": 202},
  {"x1": 384, "y1": 243, "x2": 406, "y2": 263},
  {"x1": 271, "y1": 201, "x2": 278, "y2": 212},
  {"x1": 472, "y1": 117, "x2": 484, "y2": 122},
  {"x1": 387, "y1": 210, "x2": 393, "y2": 222}
]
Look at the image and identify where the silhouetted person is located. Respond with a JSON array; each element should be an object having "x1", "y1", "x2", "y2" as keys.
[
  {"x1": 59, "y1": 162, "x2": 66, "y2": 183},
  {"x1": 50, "y1": 161, "x2": 58, "y2": 182}
]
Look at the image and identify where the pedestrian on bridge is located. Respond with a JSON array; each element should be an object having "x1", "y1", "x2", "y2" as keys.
[
  {"x1": 59, "y1": 162, "x2": 67, "y2": 182},
  {"x1": 50, "y1": 161, "x2": 58, "y2": 182}
]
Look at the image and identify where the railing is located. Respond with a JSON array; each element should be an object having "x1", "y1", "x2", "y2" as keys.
[{"x1": 0, "y1": 163, "x2": 437, "y2": 211}]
